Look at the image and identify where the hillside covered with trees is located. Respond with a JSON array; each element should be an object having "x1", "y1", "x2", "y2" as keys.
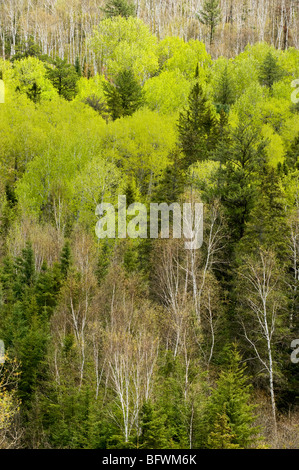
[{"x1": 0, "y1": 0, "x2": 298, "y2": 450}]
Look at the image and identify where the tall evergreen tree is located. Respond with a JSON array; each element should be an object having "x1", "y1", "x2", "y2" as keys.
[
  {"x1": 74, "y1": 56, "x2": 82, "y2": 77},
  {"x1": 139, "y1": 402, "x2": 170, "y2": 449},
  {"x1": 211, "y1": 120, "x2": 267, "y2": 242},
  {"x1": 238, "y1": 165, "x2": 289, "y2": 262},
  {"x1": 14, "y1": 241, "x2": 36, "y2": 298},
  {"x1": 104, "y1": 69, "x2": 143, "y2": 120},
  {"x1": 60, "y1": 240, "x2": 71, "y2": 279},
  {"x1": 178, "y1": 74, "x2": 218, "y2": 169},
  {"x1": 102, "y1": 0, "x2": 136, "y2": 18},
  {"x1": 201, "y1": 346, "x2": 260, "y2": 449},
  {"x1": 46, "y1": 57, "x2": 79, "y2": 100},
  {"x1": 258, "y1": 51, "x2": 283, "y2": 89},
  {"x1": 197, "y1": 0, "x2": 221, "y2": 45},
  {"x1": 214, "y1": 63, "x2": 236, "y2": 113}
]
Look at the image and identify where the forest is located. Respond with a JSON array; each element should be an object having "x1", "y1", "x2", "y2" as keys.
[{"x1": 0, "y1": 0, "x2": 298, "y2": 450}]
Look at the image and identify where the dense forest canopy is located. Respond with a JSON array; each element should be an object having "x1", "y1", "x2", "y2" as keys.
[{"x1": 0, "y1": 0, "x2": 298, "y2": 450}]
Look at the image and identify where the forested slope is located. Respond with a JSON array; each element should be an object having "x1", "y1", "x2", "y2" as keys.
[{"x1": 0, "y1": 2, "x2": 298, "y2": 449}]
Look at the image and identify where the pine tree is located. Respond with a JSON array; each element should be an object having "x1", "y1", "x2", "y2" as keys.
[
  {"x1": 207, "y1": 407, "x2": 240, "y2": 449},
  {"x1": 203, "y1": 346, "x2": 260, "y2": 449},
  {"x1": 139, "y1": 402, "x2": 169, "y2": 449},
  {"x1": 75, "y1": 56, "x2": 82, "y2": 77},
  {"x1": 12, "y1": 36, "x2": 42, "y2": 61},
  {"x1": 238, "y1": 165, "x2": 289, "y2": 262},
  {"x1": 46, "y1": 57, "x2": 79, "y2": 100},
  {"x1": 214, "y1": 63, "x2": 236, "y2": 113},
  {"x1": 84, "y1": 95, "x2": 110, "y2": 122},
  {"x1": 152, "y1": 149, "x2": 186, "y2": 203},
  {"x1": 60, "y1": 240, "x2": 71, "y2": 279},
  {"x1": 178, "y1": 75, "x2": 218, "y2": 169},
  {"x1": 258, "y1": 51, "x2": 283, "y2": 89},
  {"x1": 96, "y1": 241, "x2": 113, "y2": 285},
  {"x1": 102, "y1": 0, "x2": 136, "y2": 18},
  {"x1": 26, "y1": 81, "x2": 42, "y2": 103},
  {"x1": 104, "y1": 69, "x2": 143, "y2": 120},
  {"x1": 197, "y1": 0, "x2": 221, "y2": 45},
  {"x1": 14, "y1": 241, "x2": 36, "y2": 299},
  {"x1": 211, "y1": 120, "x2": 267, "y2": 242},
  {"x1": 35, "y1": 261, "x2": 61, "y2": 317}
]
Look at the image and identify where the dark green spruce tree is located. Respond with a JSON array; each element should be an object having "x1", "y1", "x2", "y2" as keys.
[
  {"x1": 199, "y1": 346, "x2": 260, "y2": 449},
  {"x1": 197, "y1": 0, "x2": 221, "y2": 45},
  {"x1": 46, "y1": 57, "x2": 79, "y2": 100},
  {"x1": 211, "y1": 119, "x2": 267, "y2": 243},
  {"x1": 104, "y1": 69, "x2": 143, "y2": 120},
  {"x1": 258, "y1": 51, "x2": 283, "y2": 89},
  {"x1": 214, "y1": 63, "x2": 236, "y2": 113},
  {"x1": 138, "y1": 402, "x2": 170, "y2": 449},
  {"x1": 102, "y1": 0, "x2": 136, "y2": 18},
  {"x1": 178, "y1": 66, "x2": 218, "y2": 169},
  {"x1": 237, "y1": 164, "x2": 289, "y2": 262}
]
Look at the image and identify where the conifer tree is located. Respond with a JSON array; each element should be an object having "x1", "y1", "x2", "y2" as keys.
[
  {"x1": 26, "y1": 81, "x2": 42, "y2": 103},
  {"x1": 75, "y1": 56, "x2": 82, "y2": 77},
  {"x1": 258, "y1": 51, "x2": 283, "y2": 89},
  {"x1": 178, "y1": 68, "x2": 218, "y2": 169},
  {"x1": 203, "y1": 346, "x2": 259, "y2": 449},
  {"x1": 197, "y1": 0, "x2": 221, "y2": 45},
  {"x1": 104, "y1": 69, "x2": 143, "y2": 120},
  {"x1": 139, "y1": 402, "x2": 169, "y2": 449},
  {"x1": 60, "y1": 240, "x2": 71, "y2": 279},
  {"x1": 35, "y1": 261, "x2": 61, "y2": 317},
  {"x1": 14, "y1": 241, "x2": 36, "y2": 298},
  {"x1": 238, "y1": 165, "x2": 289, "y2": 261},
  {"x1": 211, "y1": 120, "x2": 267, "y2": 242},
  {"x1": 214, "y1": 63, "x2": 236, "y2": 113},
  {"x1": 46, "y1": 57, "x2": 79, "y2": 100},
  {"x1": 152, "y1": 149, "x2": 186, "y2": 203},
  {"x1": 207, "y1": 407, "x2": 240, "y2": 449},
  {"x1": 103, "y1": 0, "x2": 136, "y2": 19}
]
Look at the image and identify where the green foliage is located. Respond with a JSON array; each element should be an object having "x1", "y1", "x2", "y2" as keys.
[
  {"x1": 197, "y1": 0, "x2": 221, "y2": 45},
  {"x1": 144, "y1": 70, "x2": 191, "y2": 114},
  {"x1": 201, "y1": 346, "x2": 260, "y2": 448},
  {"x1": 213, "y1": 62, "x2": 236, "y2": 112},
  {"x1": 286, "y1": 132, "x2": 299, "y2": 170},
  {"x1": 178, "y1": 80, "x2": 218, "y2": 168},
  {"x1": 0, "y1": 22, "x2": 298, "y2": 450},
  {"x1": 139, "y1": 402, "x2": 169, "y2": 449},
  {"x1": 102, "y1": 0, "x2": 136, "y2": 18},
  {"x1": 9, "y1": 57, "x2": 58, "y2": 103},
  {"x1": 60, "y1": 241, "x2": 71, "y2": 279},
  {"x1": 258, "y1": 51, "x2": 284, "y2": 89},
  {"x1": 104, "y1": 69, "x2": 144, "y2": 120},
  {"x1": 46, "y1": 57, "x2": 79, "y2": 100},
  {"x1": 12, "y1": 36, "x2": 43, "y2": 62},
  {"x1": 238, "y1": 165, "x2": 289, "y2": 261},
  {"x1": 90, "y1": 17, "x2": 158, "y2": 81},
  {"x1": 211, "y1": 118, "x2": 267, "y2": 242}
]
